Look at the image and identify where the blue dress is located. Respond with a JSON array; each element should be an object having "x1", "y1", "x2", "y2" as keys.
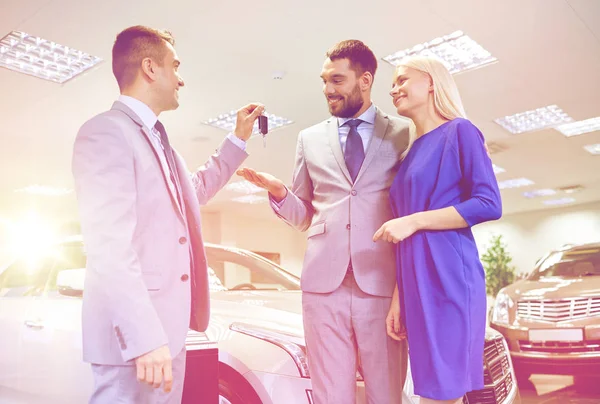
[{"x1": 389, "y1": 118, "x2": 502, "y2": 400}]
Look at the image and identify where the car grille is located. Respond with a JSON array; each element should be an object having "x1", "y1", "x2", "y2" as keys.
[
  {"x1": 463, "y1": 336, "x2": 514, "y2": 404},
  {"x1": 519, "y1": 340, "x2": 600, "y2": 354},
  {"x1": 517, "y1": 296, "x2": 600, "y2": 322}
]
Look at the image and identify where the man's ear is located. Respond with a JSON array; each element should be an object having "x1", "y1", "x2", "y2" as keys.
[
  {"x1": 361, "y1": 71, "x2": 373, "y2": 91},
  {"x1": 140, "y1": 57, "x2": 156, "y2": 81}
]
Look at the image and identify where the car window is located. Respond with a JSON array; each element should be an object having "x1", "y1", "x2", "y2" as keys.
[
  {"x1": 205, "y1": 247, "x2": 300, "y2": 291},
  {"x1": 528, "y1": 247, "x2": 600, "y2": 280},
  {"x1": 0, "y1": 243, "x2": 86, "y2": 297},
  {"x1": 0, "y1": 242, "x2": 300, "y2": 294}
]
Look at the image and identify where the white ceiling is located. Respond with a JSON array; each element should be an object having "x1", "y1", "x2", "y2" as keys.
[{"x1": 1, "y1": 0, "x2": 599, "y2": 226}]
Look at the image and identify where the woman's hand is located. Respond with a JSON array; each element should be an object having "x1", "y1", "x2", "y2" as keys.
[
  {"x1": 373, "y1": 215, "x2": 419, "y2": 244},
  {"x1": 386, "y1": 285, "x2": 407, "y2": 341}
]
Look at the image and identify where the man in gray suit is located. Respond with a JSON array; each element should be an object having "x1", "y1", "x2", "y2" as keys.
[
  {"x1": 238, "y1": 40, "x2": 409, "y2": 403},
  {"x1": 72, "y1": 25, "x2": 263, "y2": 403}
]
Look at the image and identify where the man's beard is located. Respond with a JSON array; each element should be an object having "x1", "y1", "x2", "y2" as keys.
[{"x1": 328, "y1": 84, "x2": 364, "y2": 118}]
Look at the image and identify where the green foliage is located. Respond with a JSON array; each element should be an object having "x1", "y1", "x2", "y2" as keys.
[{"x1": 482, "y1": 234, "x2": 516, "y2": 297}]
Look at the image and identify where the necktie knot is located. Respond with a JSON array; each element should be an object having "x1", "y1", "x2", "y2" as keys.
[{"x1": 345, "y1": 119, "x2": 362, "y2": 129}]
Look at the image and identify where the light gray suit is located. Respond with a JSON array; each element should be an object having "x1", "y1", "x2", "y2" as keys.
[
  {"x1": 274, "y1": 106, "x2": 410, "y2": 403},
  {"x1": 72, "y1": 101, "x2": 247, "y2": 403}
]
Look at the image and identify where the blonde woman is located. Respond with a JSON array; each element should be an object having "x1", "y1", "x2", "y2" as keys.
[{"x1": 373, "y1": 56, "x2": 502, "y2": 404}]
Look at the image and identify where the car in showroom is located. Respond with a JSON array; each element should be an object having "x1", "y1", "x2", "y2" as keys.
[
  {"x1": 0, "y1": 236, "x2": 519, "y2": 403},
  {"x1": 490, "y1": 241, "x2": 600, "y2": 384}
]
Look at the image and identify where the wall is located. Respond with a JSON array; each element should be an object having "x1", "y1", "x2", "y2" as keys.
[{"x1": 472, "y1": 201, "x2": 600, "y2": 274}]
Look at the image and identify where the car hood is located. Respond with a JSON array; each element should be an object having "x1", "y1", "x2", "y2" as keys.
[
  {"x1": 503, "y1": 276, "x2": 600, "y2": 300},
  {"x1": 207, "y1": 290, "x2": 502, "y2": 342},
  {"x1": 208, "y1": 290, "x2": 304, "y2": 337}
]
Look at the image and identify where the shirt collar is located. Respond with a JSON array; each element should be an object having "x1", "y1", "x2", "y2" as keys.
[
  {"x1": 118, "y1": 95, "x2": 159, "y2": 130},
  {"x1": 337, "y1": 103, "x2": 376, "y2": 127}
]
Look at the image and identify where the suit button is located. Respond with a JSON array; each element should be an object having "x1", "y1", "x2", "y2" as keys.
[
  {"x1": 351, "y1": 190, "x2": 357, "y2": 196},
  {"x1": 181, "y1": 274, "x2": 189, "y2": 282},
  {"x1": 346, "y1": 224, "x2": 351, "y2": 230},
  {"x1": 179, "y1": 237, "x2": 187, "y2": 244},
  {"x1": 120, "y1": 343, "x2": 127, "y2": 350}
]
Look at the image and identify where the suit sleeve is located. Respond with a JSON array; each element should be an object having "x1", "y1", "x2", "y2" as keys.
[
  {"x1": 271, "y1": 131, "x2": 315, "y2": 232},
  {"x1": 191, "y1": 137, "x2": 248, "y2": 205},
  {"x1": 453, "y1": 119, "x2": 503, "y2": 226},
  {"x1": 72, "y1": 118, "x2": 167, "y2": 362}
]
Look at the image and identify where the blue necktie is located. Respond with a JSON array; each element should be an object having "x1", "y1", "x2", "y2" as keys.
[{"x1": 343, "y1": 119, "x2": 365, "y2": 182}]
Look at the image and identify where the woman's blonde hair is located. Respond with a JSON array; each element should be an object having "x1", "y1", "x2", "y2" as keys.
[{"x1": 397, "y1": 56, "x2": 467, "y2": 159}]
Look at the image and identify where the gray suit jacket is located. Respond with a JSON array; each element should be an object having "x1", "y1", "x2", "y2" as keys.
[
  {"x1": 274, "y1": 107, "x2": 409, "y2": 297},
  {"x1": 72, "y1": 101, "x2": 247, "y2": 365}
]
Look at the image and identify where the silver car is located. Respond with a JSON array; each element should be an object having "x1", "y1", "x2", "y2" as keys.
[{"x1": 0, "y1": 237, "x2": 519, "y2": 403}]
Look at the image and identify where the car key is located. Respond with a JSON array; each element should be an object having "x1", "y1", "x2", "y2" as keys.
[{"x1": 258, "y1": 115, "x2": 268, "y2": 147}]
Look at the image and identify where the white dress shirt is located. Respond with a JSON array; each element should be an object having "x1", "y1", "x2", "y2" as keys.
[
  {"x1": 336, "y1": 103, "x2": 376, "y2": 154},
  {"x1": 118, "y1": 95, "x2": 246, "y2": 210}
]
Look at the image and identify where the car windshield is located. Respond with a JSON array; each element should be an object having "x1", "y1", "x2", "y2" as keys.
[
  {"x1": 0, "y1": 242, "x2": 301, "y2": 295},
  {"x1": 528, "y1": 247, "x2": 600, "y2": 280},
  {"x1": 205, "y1": 246, "x2": 300, "y2": 291},
  {"x1": 0, "y1": 243, "x2": 86, "y2": 296}
]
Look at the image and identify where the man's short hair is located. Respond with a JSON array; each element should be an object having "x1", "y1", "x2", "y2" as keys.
[
  {"x1": 326, "y1": 40, "x2": 378, "y2": 82},
  {"x1": 112, "y1": 25, "x2": 175, "y2": 90}
]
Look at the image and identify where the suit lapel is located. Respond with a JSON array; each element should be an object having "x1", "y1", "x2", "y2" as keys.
[
  {"x1": 327, "y1": 118, "x2": 353, "y2": 183},
  {"x1": 354, "y1": 108, "x2": 390, "y2": 184},
  {"x1": 111, "y1": 101, "x2": 186, "y2": 223}
]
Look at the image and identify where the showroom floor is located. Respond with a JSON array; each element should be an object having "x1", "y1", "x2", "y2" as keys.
[{"x1": 521, "y1": 375, "x2": 600, "y2": 403}]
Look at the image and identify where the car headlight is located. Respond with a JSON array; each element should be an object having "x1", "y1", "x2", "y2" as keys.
[
  {"x1": 492, "y1": 290, "x2": 514, "y2": 326},
  {"x1": 230, "y1": 323, "x2": 364, "y2": 381}
]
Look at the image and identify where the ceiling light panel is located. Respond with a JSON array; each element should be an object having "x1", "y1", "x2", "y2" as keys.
[
  {"x1": 543, "y1": 198, "x2": 576, "y2": 206},
  {"x1": 224, "y1": 180, "x2": 265, "y2": 194},
  {"x1": 382, "y1": 30, "x2": 497, "y2": 74},
  {"x1": 0, "y1": 31, "x2": 102, "y2": 83},
  {"x1": 231, "y1": 195, "x2": 268, "y2": 204},
  {"x1": 556, "y1": 117, "x2": 600, "y2": 137},
  {"x1": 203, "y1": 111, "x2": 293, "y2": 137},
  {"x1": 498, "y1": 178, "x2": 534, "y2": 189},
  {"x1": 492, "y1": 164, "x2": 505, "y2": 174},
  {"x1": 583, "y1": 143, "x2": 600, "y2": 155},
  {"x1": 494, "y1": 105, "x2": 573, "y2": 134},
  {"x1": 523, "y1": 189, "x2": 556, "y2": 198}
]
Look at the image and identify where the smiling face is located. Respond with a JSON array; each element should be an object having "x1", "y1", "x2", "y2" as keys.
[
  {"x1": 390, "y1": 65, "x2": 436, "y2": 120},
  {"x1": 321, "y1": 57, "x2": 368, "y2": 118},
  {"x1": 152, "y1": 41, "x2": 185, "y2": 112}
]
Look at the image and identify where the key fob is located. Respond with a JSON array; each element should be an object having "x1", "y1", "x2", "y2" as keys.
[{"x1": 258, "y1": 115, "x2": 268, "y2": 135}]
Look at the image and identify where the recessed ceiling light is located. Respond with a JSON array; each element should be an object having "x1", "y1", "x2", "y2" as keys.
[
  {"x1": 494, "y1": 105, "x2": 573, "y2": 134},
  {"x1": 543, "y1": 197, "x2": 575, "y2": 206},
  {"x1": 203, "y1": 111, "x2": 293, "y2": 137},
  {"x1": 558, "y1": 184, "x2": 584, "y2": 194},
  {"x1": 231, "y1": 194, "x2": 268, "y2": 204},
  {"x1": 14, "y1": 185, "x2": 73, "y2": 196},
  {"x1": 224, "y1": 180, "x2": 265, "y2": 194},
  {"x1": 556, "y1": 117, "x2": 600, "y2": 137},
  {"x1": 382, "y1": 30, "x2": 497, "y2": 74},
  {"x1": 583, "y1": 143, "x2": 600, "y2": 155},
  {"x1": 492, "y1": 164, "x2": 505, "y2": 174},
  {"x1": 523, "y1": 189, "x2": 556, "y2": 198},
  {"x1": 498, "y1": 178, "x2": 534, "y2": 189},
  {"x1": 0, "y1": 31, "x2": 102, "y2": 83}
]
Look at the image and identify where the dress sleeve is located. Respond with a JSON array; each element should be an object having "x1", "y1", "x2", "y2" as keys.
[{"x1": 452, "y1": 119, "x2": 502, "y2": 226}]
